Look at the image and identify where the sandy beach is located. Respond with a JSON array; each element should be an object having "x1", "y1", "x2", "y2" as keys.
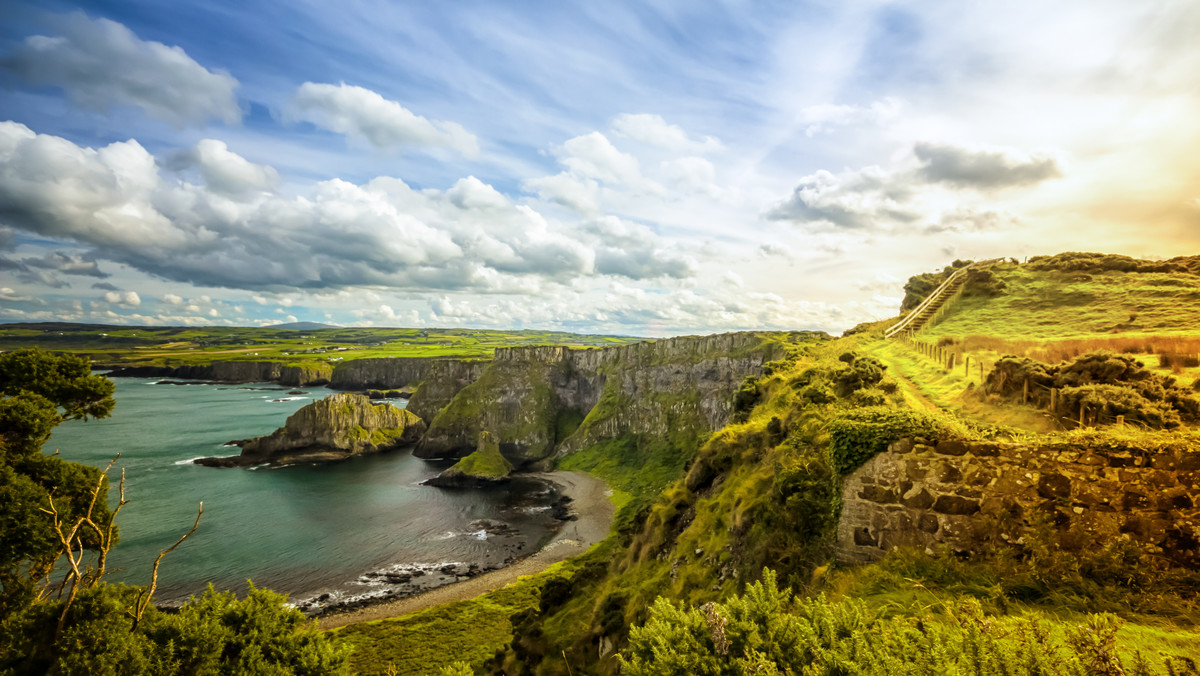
[{"x1": 318, "y1": 470, "x2": 614, "y2": 630}]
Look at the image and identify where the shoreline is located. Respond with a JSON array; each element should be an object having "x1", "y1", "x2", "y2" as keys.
[{"x1": 317, "y1": 470, "x2": 614, "y2": 630}]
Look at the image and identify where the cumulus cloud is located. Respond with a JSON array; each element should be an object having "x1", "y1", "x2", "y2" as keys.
[
  {"x1": 611, "y1": 114, "x2": 721, "y2": 153},
  {"x1": 162, "y1": 293, "x2": 183, "y2": 305},
  {"x1": 0, "y1": 122, "x2": 693, "y2": 295},
  {"x1": 557, "y1": 132, "x2": 645, "y2": 186},
  {"x1": 914, "y1": 142, "x2": 1061, "y2": 189},
  {"x1": 104, "y1": 290, "x2": 140, "y2": 306},
  {"x1": 767, "y1": 141, "x2": 1062, "y2": 231},
  {"x1": 1, "y1": 12, "x2": 239, "y2": 127},
  {"x1": 798, "y1": 98, "x2": 902, "y2": 137},
  {"x1": 765, "y1": 166, "x2": 919, "y2": 229},
  {"x1": 165, "y1": 140, "x2": 279, "y2": 197},
  {"x1": 286, "y1": 82, "x2": 478, "y2": 156}
]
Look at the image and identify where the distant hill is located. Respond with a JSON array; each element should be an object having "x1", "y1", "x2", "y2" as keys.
[{"x1": 268, "y1": 322, "x2": 340, "y2": 330}]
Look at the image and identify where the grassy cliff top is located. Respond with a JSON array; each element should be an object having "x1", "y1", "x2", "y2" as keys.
[
  {"x1": 922, "y1": 259, "x2": 1200, "y2": 341},
  {"x1": 0, "y1": 323, "x2": 646, "y2": 367}
]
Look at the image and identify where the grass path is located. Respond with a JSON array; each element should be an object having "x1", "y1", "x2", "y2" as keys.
[{"x1": 318, "y1": 470, "x2": 614, "y2": 631}]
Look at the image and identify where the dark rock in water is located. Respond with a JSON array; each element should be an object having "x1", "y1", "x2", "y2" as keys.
[
  {"x1": 287, "y1": 390, "x2": 308, "y2": 395},
  {"x1": 195, "y1": 393, "x2": 425, "y2": 468},
  {"x1": 365, "y1": 388, "x2": 412, "y2": 400}
]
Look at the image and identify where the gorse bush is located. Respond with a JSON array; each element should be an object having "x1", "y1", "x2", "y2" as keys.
[{"x1": 621, "y1": 569, "x2": 1190, "y2": 676}]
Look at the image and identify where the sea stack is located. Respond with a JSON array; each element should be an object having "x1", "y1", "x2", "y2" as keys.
[
  {"x1": 424, "y1": 431, "x2": 515, "y2": 488},
  {"x1": 196, "y1": 393, "x2": 425, "y2": 467}
]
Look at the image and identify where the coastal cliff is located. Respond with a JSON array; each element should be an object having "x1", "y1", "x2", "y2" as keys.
[
  {"x1": 103, "y1": 361, "x2": 332, "y2": 386},
  {"x1": 196, "y1": 393, "x2": 425, "y2": 467},
  {"x1": 414, "y1": 332, "x2": 794, "y2": 468}
]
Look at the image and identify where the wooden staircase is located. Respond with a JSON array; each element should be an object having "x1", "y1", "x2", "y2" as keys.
[{"x1": 884, "y1": 259, "x2": 1001, "y2": 339}]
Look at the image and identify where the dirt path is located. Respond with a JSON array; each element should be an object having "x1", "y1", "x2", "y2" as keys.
[{"x1": 318, "y1": 470, "x2": 614, "y2": 630}]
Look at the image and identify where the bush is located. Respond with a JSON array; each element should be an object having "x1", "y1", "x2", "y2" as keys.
[
  {"x1": 619, "y1": 570, "x2": 1184, "y2": 676},
  {"x1": 827, "y1": 407, "x2": 961, "y2": 474},
  {"x1": 833, "y1": 356, "x2": 885, "y2": 397}
]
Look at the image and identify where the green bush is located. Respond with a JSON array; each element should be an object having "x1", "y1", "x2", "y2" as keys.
[
  {"x1": 620, "y1": 569, "x2": 1183, "y2": 675},
  {"x1": 827, "y1": 407, "x2": 960, "y2": 474}
]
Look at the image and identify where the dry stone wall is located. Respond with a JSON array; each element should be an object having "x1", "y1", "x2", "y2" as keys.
[{"x1": 837, "y1": 437, "x2": 1200, "y2": 567}]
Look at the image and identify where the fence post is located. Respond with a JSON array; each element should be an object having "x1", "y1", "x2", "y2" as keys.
[
  {"x1": 1116, "y1": 414, "x2": 1125, "y2": 426},
  {"x1": 1022, "y1": 378, "x2": 1029, "y2": 404},
  {"x1": 1050, "y1": 388, "x2": 1057, "y2": 414},
  {"x1": 1079, "y1": 404, "x2": 1086, "y2": 428}
]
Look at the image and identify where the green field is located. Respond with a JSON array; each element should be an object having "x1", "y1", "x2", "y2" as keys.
[{"x1": 0, "y1": 323, "x2": 647, "y2": 366}]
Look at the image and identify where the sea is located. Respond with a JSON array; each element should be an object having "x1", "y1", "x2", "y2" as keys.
[{"x1": 47, "y1": 376, "x2": 561, "y2": 613}]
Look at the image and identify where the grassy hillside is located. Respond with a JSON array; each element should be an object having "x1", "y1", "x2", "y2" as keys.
[
  {"x1": 0, "y1": 323, "x2": 645, "y2": 367},
  {"x1": 331, "y1": 254, "x2": 1200, "y2": 675}
]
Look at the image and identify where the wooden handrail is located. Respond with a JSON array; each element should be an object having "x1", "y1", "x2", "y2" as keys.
[{"x1": 884, "y1": 258, "x2": 1001, "y2": 339}]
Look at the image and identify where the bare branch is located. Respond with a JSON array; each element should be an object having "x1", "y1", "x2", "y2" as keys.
[{"x1": 132, "y1": 501, "x2": 203, "y2": 629}]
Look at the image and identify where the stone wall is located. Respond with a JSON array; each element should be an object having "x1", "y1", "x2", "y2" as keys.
[{"x1": 837, "y1": 437, "x2": 1200, "y2": 567}]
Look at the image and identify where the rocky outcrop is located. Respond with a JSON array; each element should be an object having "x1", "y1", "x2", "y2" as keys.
[
  {"x1": 424, "y1": 431, "x2": 514, "y2": 488},
  {"x1": 195, "y1": 393, "x2": 425, "y2": 467},
  {"x1": 404, "y1": 359, "x2": 489, "y2": 423},
  {"x1": 837, "y1": 437, "x2": 1200, "y2": 568},
  {"x1": 103, "y1": 361, "x2": 331, "y2": 386},
  {"x1": 414, "y1": 332, "x2": 785, "y2": 468}
]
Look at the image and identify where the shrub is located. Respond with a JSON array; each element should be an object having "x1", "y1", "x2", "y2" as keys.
[
  {"x1": 833, "y1": 356, "x2": 886, "y2": 397},
  {"x1": 827, "y1": 407, "x2": 960, "y2": 474}
]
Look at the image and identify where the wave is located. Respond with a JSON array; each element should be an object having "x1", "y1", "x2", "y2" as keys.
[{"x1": 173, "y1": 457, "x2": 203, "y2": 466}]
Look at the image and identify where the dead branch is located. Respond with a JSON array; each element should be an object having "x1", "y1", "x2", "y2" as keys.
[{"x1": 132, "y1": 501, "x2": 203, "y2": 629}]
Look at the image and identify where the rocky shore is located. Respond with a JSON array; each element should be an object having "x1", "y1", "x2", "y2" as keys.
[{"x1": 317, "y1": 470, "x2": 613, "y2": 629}]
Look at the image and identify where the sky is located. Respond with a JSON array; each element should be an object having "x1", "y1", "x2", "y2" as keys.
[{"x1": 0, "y1": 0, "x2": 1197, "y2": 336}]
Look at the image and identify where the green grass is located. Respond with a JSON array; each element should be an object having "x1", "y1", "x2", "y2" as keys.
[
  {"x1": 332, "y1": 563, "x2": 566, "y2": 675},
  {"x1": 446, "y1": 434, "x2": 514, "y2": 478},
  {"x1": 922, "y1": 263, "x2": 1200, "y2": 341},
  {"x1": 0, "y1": 323, "x2": 647, "y2": 367}
]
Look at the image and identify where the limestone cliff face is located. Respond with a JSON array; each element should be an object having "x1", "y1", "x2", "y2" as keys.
[
  {"x1": 404, "y1": 359, "x2": 488, "y2": 424},
  {"x1": 328, "y1": 358, "x2": 432, "y2": 390},
  {"x1": 414, "y1": 332, "x2": 778, "y2": 467},
  {"x1": 103, "y1": 361, "x2": 331, "y2": 386},
  {"x1": 197, "y1": 393, "x2": 425, "y2": 467}
]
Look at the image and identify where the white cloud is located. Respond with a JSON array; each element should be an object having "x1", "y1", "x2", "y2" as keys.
[
  {"x1": 557, "y1": 132, "x2": 644, "y2": 186},
  {"x1": 286, "y1": 82, "x2": 478, "y2": 156},
  {"x1": 2, "y1": 12, "x2": 239, "y2": 127},
  {"x1": 611, "y1": 114, "x2": 722, "y2": 153},
  {"x1": 166, "y1": 139, "x2": 279, "y2": 197},
  {"x1": 766, "y1": 142, "x2": 1062, "y2": 231},
  {"x1": 798, "y1": 98, "x2": 902, "y2": 137},
  {"x1": 104, "y1": 290, "x2": 140, "y2": 306},
  {"x1": 162, "y1": 293, "x2": 183, "y2": 305},
  {"x1": 0, "y1": 122, "x2": 694, "y2": 296}
]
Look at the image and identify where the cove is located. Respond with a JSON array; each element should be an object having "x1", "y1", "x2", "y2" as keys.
[{"x1": 48, "y1": 377, "x2": 562, "y2": 611}]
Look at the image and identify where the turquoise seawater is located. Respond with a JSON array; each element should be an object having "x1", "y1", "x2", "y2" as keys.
[{"x1": 47, "y1": 378, "x2": 558, "y2": 608}]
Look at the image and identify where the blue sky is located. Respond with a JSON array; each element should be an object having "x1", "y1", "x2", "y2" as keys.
[{"x1": 1, "y1": 0, "x2": 1197, "y2": 335}]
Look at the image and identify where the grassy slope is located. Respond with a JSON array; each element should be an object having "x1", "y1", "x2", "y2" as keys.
[
  {"x1": 318, "y1": 259, "x2": 1200, "y2": 673},
  {"x1": 0, "y1": 324, "x2": 645, "y2": 367},
  {"x1": 924, "y1": 261, "x2": 1200, "y2": 341}
]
